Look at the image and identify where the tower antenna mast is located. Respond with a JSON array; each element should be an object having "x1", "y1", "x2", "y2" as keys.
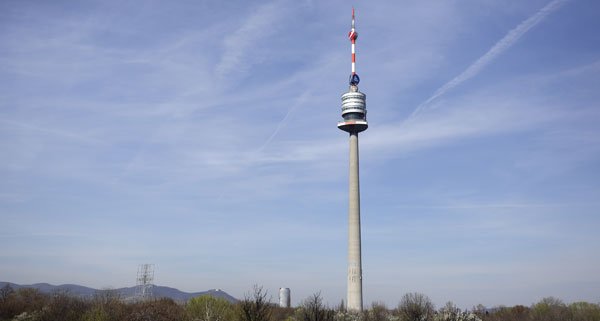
[
  {"x1": 136, "y1": 264, "x2": 155, "y2": 301},
  {"x1": 349, "y1": 7, "x2": 360, "y2": 86}
]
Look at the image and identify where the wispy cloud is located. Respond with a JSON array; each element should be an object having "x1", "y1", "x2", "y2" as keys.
[
  {"x1": 392, "y1": 202, "x2": 590, "y2": 210},
  {"x1": 215, "y1": 1, "x2": 291, "y2": 79},
  {"x1": 410, "y1": 0, "x2": 571, "y2": 118},
  {"x1": 0, "y1": 119, "x2": 103, "y2": 145}
]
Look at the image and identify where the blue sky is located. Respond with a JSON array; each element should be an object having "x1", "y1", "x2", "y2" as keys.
[{"x1": 1, "y1": 0, "x2": 599, "y2": 309}]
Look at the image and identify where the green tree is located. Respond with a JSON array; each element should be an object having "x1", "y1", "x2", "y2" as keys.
[
  {"x1": 82, "y1": 307, "x2": 111, "y2": 321},
  {"x1": 271, "y1": 306, "x2": 295, "y2": 321},
  {"x1": 82, "y1": 289, "x2": 126, "y2": 321},
  {"x1": 568, "y1": 301, "x2": 600, "y2": 321},
  {"x1": 187, "y1": 295, "x2": 234, "y2": 321},
  {"x1": 531, "y1": 297, "x2": 568, "y2": 321}
]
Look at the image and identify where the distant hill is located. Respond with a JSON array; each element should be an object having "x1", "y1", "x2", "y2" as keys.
[{"x1": 0, "y1": 281, "x2": 237, "y2": 303}]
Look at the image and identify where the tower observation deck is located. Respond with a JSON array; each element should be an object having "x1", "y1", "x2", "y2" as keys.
[{"x1": 338, "y1": 88, "x2": 368, "y2": 133}]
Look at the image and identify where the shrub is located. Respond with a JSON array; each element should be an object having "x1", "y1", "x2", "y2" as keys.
[{"x1": 127, "y1": 298, "x2": 187, "y2": 321}]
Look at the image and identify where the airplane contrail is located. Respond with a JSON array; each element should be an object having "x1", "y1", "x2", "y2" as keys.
[
  {"x1": 410, "y1": 0, "x2": 570, "y2": 118},
  {"x1": 257, "y1": 91, "x2": 310, "y2": 153}
]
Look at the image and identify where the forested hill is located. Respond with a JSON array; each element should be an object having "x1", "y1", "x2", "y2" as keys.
[{"x1": 0, "y1": 281, "x2": 237, "y2": 303}]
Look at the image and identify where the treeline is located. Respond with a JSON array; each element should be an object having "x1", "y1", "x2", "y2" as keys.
[{"x1": 1, "y1": 284, "x2": 599, "y2": 321}]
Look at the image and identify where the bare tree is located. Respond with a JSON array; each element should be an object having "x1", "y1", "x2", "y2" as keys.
[
  {"x1": 336, "y1": 300, "x2": 345, "y2": 313},
  {"x1": 0, "y1": 284, "x2": 14, "y2": 303},
  {"x1": 38, "y1": 290, "x2": 89, "y2": 321},
  {"x1": 297, "y1": 292, "x2": 335, "y2": 321},
  {"x1": 395, "y1": 293, "x2": 435, "y2": 321},
  {"x1": 435, "y1": 301, "x2": 481, "y2": 321},
  {"x1": 238, "y1": 285, "x2": 272, "y2": 321},
  {"x1": 364, "y1": 302, "x2": 390, "y2": 321}
]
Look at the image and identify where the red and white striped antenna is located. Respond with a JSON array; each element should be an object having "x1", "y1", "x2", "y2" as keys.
[
  {"x1": 349, "y1": 7, "x2": 360, "y2": 86},
  {"x1": 338, "y1": 6, "x2": 368, "y2": 133}
]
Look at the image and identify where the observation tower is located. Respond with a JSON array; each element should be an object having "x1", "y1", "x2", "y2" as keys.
[{"x1": 337, "y1": 7, "x2": 367, "y2": 312}]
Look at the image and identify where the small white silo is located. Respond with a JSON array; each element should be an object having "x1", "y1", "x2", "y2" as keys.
[{"x1": 278, "y1": 287, "x2": 291, "y2": 308}]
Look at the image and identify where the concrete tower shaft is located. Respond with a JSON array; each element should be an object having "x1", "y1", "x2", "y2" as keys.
[{"x1": 347, "y1": 132, "x2": 363, "y2": 311}]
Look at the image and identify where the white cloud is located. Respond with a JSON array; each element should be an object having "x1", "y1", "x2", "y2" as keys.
[{"x1": 215, "y1": 0, "x2": 292, "y2": 79}]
